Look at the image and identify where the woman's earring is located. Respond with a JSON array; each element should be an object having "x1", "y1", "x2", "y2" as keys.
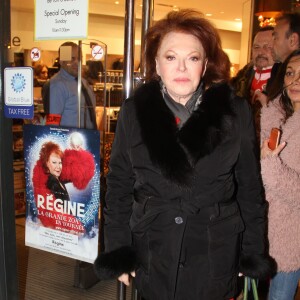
[
  {"x1": 202, "y1": 59, "x2": 208, "y2": 78},
  {"x1": 282, "y1": 89, "x2": 286, "y2": 97}
]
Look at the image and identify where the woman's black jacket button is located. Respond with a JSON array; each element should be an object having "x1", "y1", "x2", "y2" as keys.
[{"x1": 175, "y1": 217, "x2": 183, "y2": 224}]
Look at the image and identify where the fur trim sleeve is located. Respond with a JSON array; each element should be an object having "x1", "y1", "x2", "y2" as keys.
[
  {"x1": 261, "y1": 156, "x2": 300, "y2": 209},
  {"x1": 60, "y1": 149, "x2": 95, "y2": 189},
  {"x1": 32, "y1": 160, "x2": 49, "y2": 190},
  {"x1": 239, "y1": 253, "x2": 277, "y2": 280},
  {"x1": 94, "y1": 246, "x2": 137, "y2": 280}
]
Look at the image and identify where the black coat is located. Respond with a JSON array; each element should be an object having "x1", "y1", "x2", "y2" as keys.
[
  {"x1": 95, "y1": 81, "x2": 275, "y2": 300},
  {"x1": 47, "y1": 174, "x2": 70, "y2": 202}
]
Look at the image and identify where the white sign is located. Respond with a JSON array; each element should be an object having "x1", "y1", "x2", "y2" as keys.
[
  {"x1": 34, "y1": 0, "x2": 89, "y2": 40},
  {"x1": 91, "y1": 45, "x2": 104, "y2": 60},
  {"x1": 31, "y1": 47, "x2": 41, "y2": 62},
  {"x1": 4, "y1": 67, "x2": 34, "y2": 119},
  {"x1": 4, "y1": 67, "x2": 33, "y2": 106}
]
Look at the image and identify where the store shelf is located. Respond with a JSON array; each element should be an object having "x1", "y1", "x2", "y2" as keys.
[{"x1": 12, "y1": 119, "x2": 26, "y2": 216}]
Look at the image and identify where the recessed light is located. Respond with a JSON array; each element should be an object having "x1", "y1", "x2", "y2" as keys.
[
  {"x1": 206, "y1": 13, "x2": 213, "y2": 17},
  {"x1": 115, "y1": 1, "x2": 119, "y2": 4},
  {"x1": 235, "y1": 18, "x2": 241, "y2": 21},
  {"x1": 220, "y1": 11, "x2": 224, "y2": 14}
]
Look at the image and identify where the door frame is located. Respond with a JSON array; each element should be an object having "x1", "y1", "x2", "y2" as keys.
[{"x1": 0, "y1": 0, "x2": 19, "y2": 299}]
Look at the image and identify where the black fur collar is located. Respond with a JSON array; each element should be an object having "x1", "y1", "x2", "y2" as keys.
[{"x1": 134, "y1": 81, "x2": 236, "y2": 186}]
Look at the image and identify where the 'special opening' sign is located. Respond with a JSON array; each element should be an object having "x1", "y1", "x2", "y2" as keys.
[{"x1": 34, "y1": 0, "x2": 89, "y2": 40}]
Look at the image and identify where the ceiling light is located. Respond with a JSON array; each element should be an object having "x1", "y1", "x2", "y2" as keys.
[
  {"x1": 254, "y1": 0, "x2": 291, "y2": 27},
  {"x1": 206, "y1": 13, "x2": 212, "y2": 17},
  {"x1": 257, "y1": 15, "x2": 276, "y2": 27},
  {"x1": 115, "y1": 1, "x2": 119, "y2": 4}
]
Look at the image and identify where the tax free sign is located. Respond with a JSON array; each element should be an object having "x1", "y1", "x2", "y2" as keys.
[
  {"x1": 35, "y1": 0, "x2": 89, "y2": 40},
  {"x1": 4, "y1": 68, "x2": 34, "y2": 119}
]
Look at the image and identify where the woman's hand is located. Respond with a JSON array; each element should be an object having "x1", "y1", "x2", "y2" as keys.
[
  {"x1": 261, "y1": 139, "x2": 286, "y2": 159},
  {"x1": 118, "y1": 271, "x2": 136, "y2": 286}
]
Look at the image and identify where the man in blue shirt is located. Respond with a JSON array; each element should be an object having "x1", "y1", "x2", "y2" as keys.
[{"x1": 47, "y1": 41, "x2": 97, "y2": 129}]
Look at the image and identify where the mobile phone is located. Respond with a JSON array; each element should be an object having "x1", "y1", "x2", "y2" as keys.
[{"x1": 268, "y1": 128, "x2": 281, "y2": 150}]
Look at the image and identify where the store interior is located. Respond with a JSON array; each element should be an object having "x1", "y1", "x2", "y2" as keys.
[{"x1": 4, "y1": 0, "x2": 300, "y2": 299}]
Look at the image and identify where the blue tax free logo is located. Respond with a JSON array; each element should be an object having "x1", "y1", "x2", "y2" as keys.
[
  {"x1": 4, "y1": 67, "x2": 33, "y2": 119},
  {"x1": 11, "y1": 73, "x2": 26, "y2": 93}
]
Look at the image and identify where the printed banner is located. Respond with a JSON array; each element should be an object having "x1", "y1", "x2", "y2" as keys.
[{"x1": 24, "y1": 124, "x2": 100, "y2": 263}]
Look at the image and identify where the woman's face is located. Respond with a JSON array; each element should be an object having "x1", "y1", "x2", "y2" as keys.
[
  {"x1": 155, "y1": 31, "x2": 206, "y2": 105},
  {"x1": 40, "y1": 67, "x2": 48, "y2": 80},
  {"x1": 284, "y1": 55, "x2": 300, "y2": 111},
  {"x1": 46, "y1": 153, "x2": 62, "y2": 178}
]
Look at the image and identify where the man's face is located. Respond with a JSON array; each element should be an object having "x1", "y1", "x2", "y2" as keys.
[
  {"x1": 272, "y1": 20, "x2": 293, "y2": 62},
  {"x1": 252, "y1": 30, "x2": 274, "y2": 69},
  {"x1": 60, "y1": 45, "x2": 79, "y2": 77}
]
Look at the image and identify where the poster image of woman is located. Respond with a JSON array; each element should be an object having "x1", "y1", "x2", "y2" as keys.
[
  {"x1": 41, "y1": 141, "x2": 70, "y2": 202},
  {"x1": 24, "y1": 126, "x2": 100, "y2": 263},
  {"x1": 31, "y1": 132, "x2": 96, "y2": 235}
]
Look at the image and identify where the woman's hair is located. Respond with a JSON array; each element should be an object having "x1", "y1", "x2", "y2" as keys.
[
  {"x1": 269, "y1": 49, "x2": 300, "y2": 121},
  {"x1": 34, "y1": 64, "x2": 48, "y2": 78},
  {"x1": 39, "y1": 141, "x2": 63, "y2": 173},
  {"x1": 85, "y1": 60, "x2": 104, "y2": 84},
  {"x1": 144, "y1": 9, "x2": 230, "y2": 86}
]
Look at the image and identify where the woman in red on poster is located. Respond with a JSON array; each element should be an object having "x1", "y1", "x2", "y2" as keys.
[{"x1": 32, "y1": 136, "x2": 95, "y2": 235}]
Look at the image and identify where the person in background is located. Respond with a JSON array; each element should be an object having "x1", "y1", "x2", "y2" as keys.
[
  {"x1": 85, "y1": 60, "x2": 104, "y2": 85},
  {"x1": 46, "y1": 41, "x2": 97, "y2": 129},
  {"x1": 231, "y1": 26, "x2": 275, "y2": 142},
  {"x1": 260, "y1": 49, "x2": 300, "y2": 300},
  {"x1": 112, "y1": 57, "x2": 124, "y2": 70},
  {"x1": 94, "y1": 9, "x2": 275, "y2": 300},
  {"x1": 34, "y1": 63, "x2": 49, "y2": 87},
  {"x1": 267, "y1": 12, "x2": 300, "y2": 99}
]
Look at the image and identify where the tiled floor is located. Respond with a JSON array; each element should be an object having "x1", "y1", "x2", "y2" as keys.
[
  {"x1": 15, "y1": 217, "x2": 133, "y2": 300},
  {"x1": 16, "y1": 217, "x2": 299, "y2": 300}
]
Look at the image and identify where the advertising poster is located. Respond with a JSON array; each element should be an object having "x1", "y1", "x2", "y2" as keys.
[{"x1": 23, "y1": 124, "x2": 100, "y2": 263}]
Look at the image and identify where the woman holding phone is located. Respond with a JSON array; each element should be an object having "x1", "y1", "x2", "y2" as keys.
[{"x1": 260, "y1": 49, "x2": 300, "y2": 299}]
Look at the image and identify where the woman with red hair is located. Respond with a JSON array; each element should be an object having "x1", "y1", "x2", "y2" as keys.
[
  {"x1": 95, "y1": 9, "x2": 275, "y2": 299},
  {"x1": 32, "y1": 139, "x2": 95, "y2": 234}
]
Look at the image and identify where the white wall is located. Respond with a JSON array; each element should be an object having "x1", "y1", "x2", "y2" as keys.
[
  {"x1": 239, "y1": 0, "x2": 253, "y2": 69},
  {"x1": 10, "y1": 9, "x2": 241, "y2": 66},
  {"x1": 10, "y1": 11, "x2": 141, "y2": 53}
]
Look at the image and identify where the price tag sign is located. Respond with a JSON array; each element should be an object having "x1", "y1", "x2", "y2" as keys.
[{"x1": 91, "y1": 45, "x2": 104, "y2": 60}]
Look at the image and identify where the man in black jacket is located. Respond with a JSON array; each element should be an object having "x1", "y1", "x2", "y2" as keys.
[
  {"x1": 231, "y1": 26, "x2": 275, "y2": 142},
  {"x1": 267, "y1": 12, "x2": 300, "y2": 99}
]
